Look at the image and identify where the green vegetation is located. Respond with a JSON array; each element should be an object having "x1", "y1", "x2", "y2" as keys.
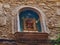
[{"x1": 51, "y1": 34, "x2": 60, "y2": 45}]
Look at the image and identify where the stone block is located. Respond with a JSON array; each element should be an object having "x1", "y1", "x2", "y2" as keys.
[
  {"x1": 57, "y1": 2, "x2": 60, "y2": 6},
  {"x1": 0, "y1": 3, "x2": 3, "y2": 11},
  {"x1": 55, "y1": 20, "x2": 60, "y2": 27},
  {"x1": 0, "y1": 11, "x2": 3, "y2": 15},
  {"x1": 3, "y1": 3, "x2": 10, "y2": 9},
  {"x1": 0, "y1": 16, "x2": 6, "y2": 26},
  {"x1": 0, "y1": 31, "x2": 2, "y2": 35},
  {"x1": 57, "y1": 8, "x2": 60, "y2": 15}
]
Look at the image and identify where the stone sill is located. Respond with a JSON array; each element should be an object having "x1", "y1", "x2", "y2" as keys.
[{"x1": 14, "y1": 32, "x2": 49, "y2": 42}]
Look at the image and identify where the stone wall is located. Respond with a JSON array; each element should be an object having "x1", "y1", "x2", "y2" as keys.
[{"x1": 0, "y1": 0, "x2": 60, "y2": 40}]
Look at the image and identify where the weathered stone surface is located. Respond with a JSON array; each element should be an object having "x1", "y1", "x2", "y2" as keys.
[
  {"x1": 57, "y1": 8, "x2": 60, "y2": 15},
  {"x1": 57, "y1": 2, "x2": 60, "y2": 6},
  {"x1": 0, "y1": 3, "x2": 3, "y2": 10},
  {"x1": 0, "y1": 11, "x2": 3, "y2": 15},
  {"x1": 0, "y1": 30, "x2": 2, "y2": 38},
  {"x1": 3, "y1": 3, "x2": 10, "y2": 9},
  {"x1": 55, "y1": 16, "x2": 60, "y2": 27},
  {"x1": 0, "y1": 0, "x2": 59, "y2": 40},
  {"x1": 0, "y1": 16, "x2": 6, "y2": 26},
  {"x1": 47, "y1": 0, "x2": 58, "y2": 2}
]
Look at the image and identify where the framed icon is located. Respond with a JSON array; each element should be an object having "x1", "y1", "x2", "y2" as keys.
[{"x1": 23, "y1": 18, "x2": 37, "y2": 32}]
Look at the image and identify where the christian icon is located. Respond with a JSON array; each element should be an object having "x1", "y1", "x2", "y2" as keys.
[{"x1": 23, "y1": 18, "x2": 37, "y2": 32}]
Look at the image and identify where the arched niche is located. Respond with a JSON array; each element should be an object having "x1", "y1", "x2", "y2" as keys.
[
  {"x1": 12, "y1": 5, "x2": 50, "y2": 33},
  {"x1": 19, "y1": 7, "x2": 41, "y2": 32}
]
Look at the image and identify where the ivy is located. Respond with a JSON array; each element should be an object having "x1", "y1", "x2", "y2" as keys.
[{"x1": 51, "y1": 34, "x2": 60, "y2": 45}]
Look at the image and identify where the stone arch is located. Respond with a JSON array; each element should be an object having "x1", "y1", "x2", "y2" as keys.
[{"x1": 12, "y1": 5, "x2": 50, "y2": 33}]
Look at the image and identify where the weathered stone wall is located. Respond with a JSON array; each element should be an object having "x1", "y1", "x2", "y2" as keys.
[{"x1": 0, "y1": 0, "x2": 60, "y2": 40}]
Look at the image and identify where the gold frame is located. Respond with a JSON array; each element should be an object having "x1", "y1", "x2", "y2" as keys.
[{"x1": 23, "y1": 18, "x2": 37, "y2": 32}]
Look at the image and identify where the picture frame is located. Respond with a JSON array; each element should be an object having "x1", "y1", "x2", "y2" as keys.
[{"x1": 23, "y1": 18, "x2": 37, "y2": 32}]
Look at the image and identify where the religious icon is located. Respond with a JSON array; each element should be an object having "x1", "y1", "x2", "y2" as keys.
[
  {"x1": 23, "y1": 18, "x2": 37, "y2": 32},
  {"x1": 26, "y1": 19, "x2": 33, "y2": 29}
]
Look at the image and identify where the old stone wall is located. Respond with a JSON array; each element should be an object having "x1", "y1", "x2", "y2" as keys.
[{"x1": 0, "y1": 0, "x2": 60, "y2": 40}]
